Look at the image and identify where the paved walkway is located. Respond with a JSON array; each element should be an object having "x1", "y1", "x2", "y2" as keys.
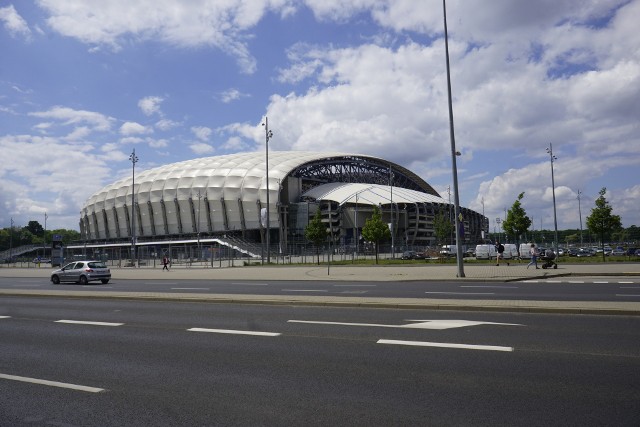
[{"x1": 1, "y1": 262, "x2": 640, "y2": 315}]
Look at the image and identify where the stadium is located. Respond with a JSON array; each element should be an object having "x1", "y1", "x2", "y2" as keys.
[{"x1": 77, "y1": 151, "x2": 486, "y2": 262}]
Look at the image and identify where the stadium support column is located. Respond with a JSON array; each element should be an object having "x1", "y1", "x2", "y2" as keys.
[{"x1": 442, "y1": 0, "x2": 465, "y2": 277}]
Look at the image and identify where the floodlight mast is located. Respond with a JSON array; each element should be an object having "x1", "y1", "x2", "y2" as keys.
[
  {"x1": 443, "y1": 0, "x2": 465, "y2": 277},
  {"x1": 262, "y1": 117, "x2": 274, "y2": 263},
  {"x1": 129, "y1": 148, "x2": 139, "y2": 266}
]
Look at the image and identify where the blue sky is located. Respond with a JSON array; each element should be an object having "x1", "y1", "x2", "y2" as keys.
[{"x1": 1, "y1": 0, "x2": 639, "y2": 235}]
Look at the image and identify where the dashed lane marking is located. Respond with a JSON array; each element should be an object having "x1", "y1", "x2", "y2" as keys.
[
  {"x1": 0, "y1": 373, "x2": 105, "y2": 393},
  {"x1": 281, "y1": 289, "x2": 328, "y2": 292},
  {"x1": 460, "y1": 285, "x2": 518, "y2": 288},
  {"x1": 187, "y1": 328, "x2": 280, "y2": 337},
  {"x1": 333, "y1": 284, "x2": 376, "y2": 287},
  {"x1": 55, "y1": 320, "x2": 124, "y2": 327},
  {"x1": 0, "y1": 316, "x2": 10, "y2": 319},
  {"x1": 171, "y1": 287, "x2": 210, "y2": 290},
  {"x1": 377, "y1": 339, "x2": 513, "y2": 352}
]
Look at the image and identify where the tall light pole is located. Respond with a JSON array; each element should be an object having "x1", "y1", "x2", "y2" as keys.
[
  {"x1": 9, "y1": 217, "x2": 13, "y2": 263},
  {"x1": 129, "y1": 148, "x2": 139, "y2": 266},
  {"x1": 546, "y1": 143, "x2": 559, "y2": 257},
  {"x1": 442, "y1": 0, "x2": 464, "y2": 277},
  {"x1": 43, "y1": 212, "x2": 48, "y2": 258},
  {"x1": 577, "y1": 189, "x2": 583, "y2": 247},
  {"x1": 389, "y1": 165, "x2": 395, "y2": 258},
  {"x1": 262, "y1": 117, "x2": 274, "y2": 263}
]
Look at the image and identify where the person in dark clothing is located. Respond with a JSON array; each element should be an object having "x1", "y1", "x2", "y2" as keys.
[
  {"x1": 162, "y1": 256, "x2": 169, "y2": 271},
  {"x1": 495, "y1": 241, "x2": 508, "y2": 266}
]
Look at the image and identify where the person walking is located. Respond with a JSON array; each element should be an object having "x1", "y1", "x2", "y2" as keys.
[
  {"x1": 527, "y1": 243, "x2": 539, "y2": 269},
  {"x1": 162, "y1": 256, "x2": 169, "y2": 271},
  {"x1": 495, "y1": 241, "x2": 507, "y2": 266}
]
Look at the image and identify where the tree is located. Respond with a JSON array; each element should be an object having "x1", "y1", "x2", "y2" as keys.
[
  {"x1": 361, "y1": 205, "x2": 391, "y2": 264},
  {"x1": 586, "y1": 188, "x2": 622, "y2": 261},
  {"x1": 305, "y1": 208, "x2": 328, "y2": 265},
  {"x1": 501, "y1": 192, "x2": 532, "y2": 256},
  {"x1": 25, "y1": 221, "x2": 44, "y2": 237},
  {"x1": 433, "y1": 209, "x2": 454, "y2": 247}
]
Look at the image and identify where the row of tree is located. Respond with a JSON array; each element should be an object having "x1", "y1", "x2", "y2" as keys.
[
  {"x1": 305, "y1": 187, "x2": 631, "y2": 264},
  {"x1": 0, "y1": 221, "x2": 81, "y2": 252},
  {"x1": 500, "y1": 188, "x2": 624, "y2": 261}
]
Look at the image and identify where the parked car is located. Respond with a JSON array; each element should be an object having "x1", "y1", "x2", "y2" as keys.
[
  {"x1": 626, "y1": 248, "x2": 638, "y2": 256},
  {"x1": 610, "y1": 248, "x2": 626, "y2": 256},
  {"x1": 567, "y1": 248, "x2": 580, "y2": 257},
  {"x1": 51, "y1": 260, "x2": 111, "y2": 285},
  {"x1": 401, "y1": 251, "x2": 424, "y2": 260},
  {"x1": 576, "y1": 248, "x2": 593, "y2": 257},
  {"x1": 635, "y1": 249, "x2": 640, "y2": 257}
]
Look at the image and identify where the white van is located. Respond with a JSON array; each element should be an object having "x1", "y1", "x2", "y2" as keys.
[
  {"x1": 502, "y1": 244, "x2": 518, "y2": 260},
  {"x1": 475, "y1": 244, "x2": 496, "y2": 260},
  {"x1": 519, "y1": 243, "x2": 534, "y2": 259}
]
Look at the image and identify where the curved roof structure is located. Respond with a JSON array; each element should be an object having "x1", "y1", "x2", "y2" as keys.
[
  {"x1": 80, "y1": 151, "x2": 443, "y2": 240},
  {"x1": 303, "y1": 183, "x2": 448, "y2": 206}
]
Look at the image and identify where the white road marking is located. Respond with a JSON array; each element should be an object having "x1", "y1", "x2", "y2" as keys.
[
  {"x1": 377, "y1": 339, "x2": 513, "y2": 352},
  {"x1": 12, "y1": 284, "x2": 42, "y2": 287},
  {"x1": 546, "y1": 280, "x2": 562, "y2": 283},
  {"x1": 568, "y1": 281, "x2": 585, "y2": 283},
  {"x1": 425, "y1": 292, "x2": 495, "y2": 295},
  {"x1": 339, "y1": 291, "x2": 368, "y2": 294},
  {"x1": 281, "y1": 289, "x2": 328, "y2": 292},
  {"x1": 171, "y1": 287, "x2": 210, "y2": 290},
  {"x1": 0, "y1": 316, "x2": 10, "y2": 319},
  {"x1": 618, "y1": 282, "x2": 634, "y2": 284},
  {"x1": 55, "y1": 320, "x2": 123, "y2": 327},
  {"x1": 288, "y1": 319, "x2": 522, "y2": 330},
  {"x1": 187, "y1": 328, "x2": 280, "y2": 336},
  {"x1": 593, "y1": 281, "x2": 609, "y2": 284},
  {"x1": 0, "y1": 373, "x2": 105, "y2": 393},
  {"x1": 523, "y1": 280, "x2": 539, "y2": 283}
]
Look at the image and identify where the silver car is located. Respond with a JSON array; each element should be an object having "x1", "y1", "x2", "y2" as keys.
[{"x1": 51, "y1": 261, "x2": 111, "y2": 285}]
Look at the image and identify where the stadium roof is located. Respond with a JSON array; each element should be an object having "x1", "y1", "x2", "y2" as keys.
[{"x1": 302, "y1": 183, "x2": 448, "y2": 206}]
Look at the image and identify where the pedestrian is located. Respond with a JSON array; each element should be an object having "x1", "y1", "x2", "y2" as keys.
[
  {"x1": 495, "y1": 241, "x2": 507, "y2": 266},
  {"x1": 162, "y1": 256, "x2": 169, "y2": 271},
  {"x1": 527, "y1": 243, "x2": 539, "y2": 269}
]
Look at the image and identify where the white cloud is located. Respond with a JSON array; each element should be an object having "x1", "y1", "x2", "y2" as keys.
[
  {"x1": 155, "y1": 118, "x2": 180, "y2": 131},
  {"x1": 0, "y1": 5, "x2": 31, "y2": 39},
  {"x1": 29, "y1": 106, "x2": 114, "y2": 132},
  {"x1": 220, "y1": 88, "x2": 249, "y2": 103},
  {"x1": 189, "y1": 142, "x2": 214, "y2": 155},
  {"x1": 36, "y1": 0, "x2": 276, "y2": 73},
  {"x1": 148, "y1": 137, "x2": 169, "y2": 148},
  {"x1": 120, "y1": 121, "x2": 152, "y2": 135},
  {"x1": 191, "y1": 126, "x2": 212, "y2": 141},
  {"x1": 138, "y1": 96, "x2": 164, "y2": 116}
]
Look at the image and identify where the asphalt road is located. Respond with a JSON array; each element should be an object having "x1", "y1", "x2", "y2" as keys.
[
  {"x1": 2, "y1": 276, "x2": 640, "y2": 301},
  {"x1": 1, "y1": 298, "x2": 639, "y2": 426}
]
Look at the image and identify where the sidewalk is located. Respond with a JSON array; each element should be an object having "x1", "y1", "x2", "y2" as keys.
[{"x1": 1, "y1": 262, "x2": 640, "y2": 315}]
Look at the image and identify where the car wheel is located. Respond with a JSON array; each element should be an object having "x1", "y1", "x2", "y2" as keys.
[
  {"x1": 51, "y1": 275, "x2": 60, "y2": 284},
  {"x1": 79, "y1": 275, "x2": 88, "y2": 285},
  {"x1": 101, "y1": 279, "x2": 109, "y2": 284}
]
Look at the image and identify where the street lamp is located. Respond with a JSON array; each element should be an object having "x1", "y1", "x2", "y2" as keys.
[
  {"x1": 389, "y1": 166, "x2": 395, "y2": 258},
  {"x1": 262, "y1": 117, "x2": 274, "y2": 263},
  {"x1": 442, "y1": 0, "x2": 464, "y2": 277},
  {"x1": 577, "y1": 190, "x2": 583, "y2": 247},
  {"x1": 546, "y1": 143, "x2": 559, "y2": 257},
  {"x1": 129, "y1": 148, "x2": 139, "y2": 266}
]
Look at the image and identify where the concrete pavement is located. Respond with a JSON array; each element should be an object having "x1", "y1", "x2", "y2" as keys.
[{"x1": 1, "y1": 261, "x2": 640, "y2": 315}]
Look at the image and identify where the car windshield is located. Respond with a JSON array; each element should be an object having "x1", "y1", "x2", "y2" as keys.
[{"x1": 88, "y1": 262, "x2": 107, "y2": 268}]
